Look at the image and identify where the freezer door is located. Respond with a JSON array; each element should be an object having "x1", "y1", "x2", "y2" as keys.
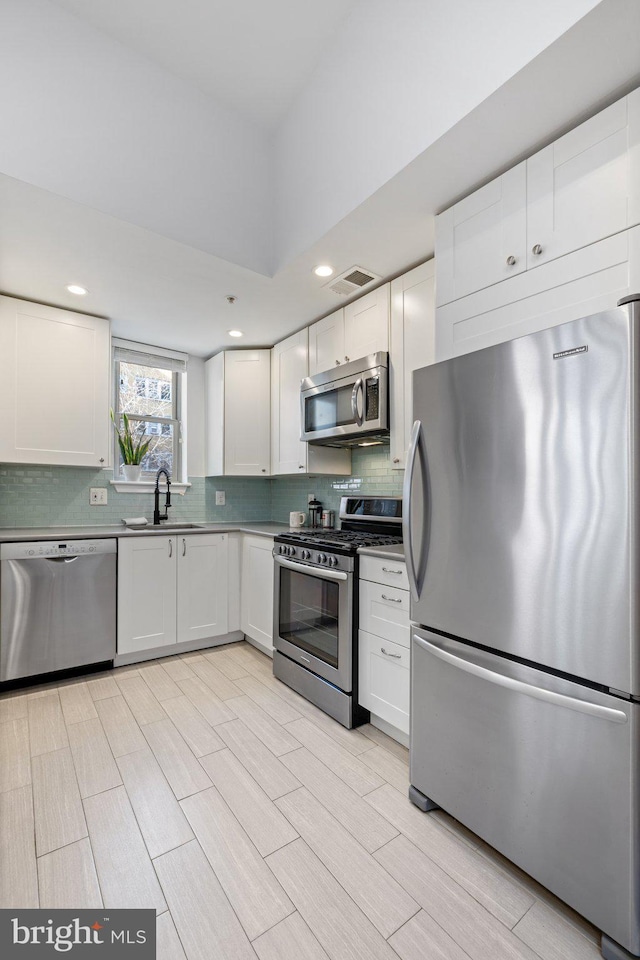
[
  {"x1": 407, "y1": 305, "x2": 640, "y2": 693},
  {"x1": 410, "y1": 628, "x2": 640, "y2": 954}
]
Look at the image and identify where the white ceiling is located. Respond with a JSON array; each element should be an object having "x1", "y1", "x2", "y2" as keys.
[
  {"x1": 2, "y1": 0, "x2": 639, "y2": 359},
  {"x1": 48, "y1": 0, "x2": 359, "y2": 128}
]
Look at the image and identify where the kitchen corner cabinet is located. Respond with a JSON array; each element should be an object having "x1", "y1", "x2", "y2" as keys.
[
  {"x1": 436, "y1": 88, "x2": 640, "y2": 309},
  {"x1": 205, "y1": 350, "x2": 271, "y2": 476},
  {"x1": 358, "y1": 555, "x2": 410, "y2": 739},
  {"x1": 308, "y1": 284, "x2": 390, "y2": 375},
  {"x1": 0, "y1": 295, "x2": 110, "y2": 467},
  {"x1": 271, "y1": 329, "x2": 351, "y2": 476},
  {"x1": 389, "y1": 261, "x2": 435, "y2": 469},
  {"x1": 118, "y1": 533, "x2": 228, "y2": 655},
  {"x1": 240, "y1": 535, "x2": 274, "y2": 653}
]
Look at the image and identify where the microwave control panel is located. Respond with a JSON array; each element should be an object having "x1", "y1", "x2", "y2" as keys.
[{"x1": 365, "y1": 377, "x2": 379, "y2": 421}]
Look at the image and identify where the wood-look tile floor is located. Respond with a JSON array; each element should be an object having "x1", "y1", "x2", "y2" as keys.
[{"x1": 0, "y1": 641, "x2": 601, "y2": 960}]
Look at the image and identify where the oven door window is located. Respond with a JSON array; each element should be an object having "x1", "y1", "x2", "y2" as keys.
[
  {"x1": 279, "y1": 567, "x2": 339, "y2": 668},
  {"x1": 305, "y1": 384, "x2": 356, "y2": 433}
]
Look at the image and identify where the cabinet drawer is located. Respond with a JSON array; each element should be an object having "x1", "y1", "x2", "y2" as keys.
[
  {"x1": 359, "y1": 579, "x2": 410, "y2": 647},
  {"x1": 358, "y1": 630, "x2": 409, "y2": 735},
  {"x1": 359, "y1": 555, "x2": 408, "y2": 590}
]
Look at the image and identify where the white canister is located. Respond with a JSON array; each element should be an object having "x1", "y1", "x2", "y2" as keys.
[{"x1": 289, "y1": 511, "x2": 306, "y2": 527}]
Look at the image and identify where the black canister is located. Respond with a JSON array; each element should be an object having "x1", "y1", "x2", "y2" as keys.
[{"x1": 308, "y1": 498, "x2": 323, "y2": 527}]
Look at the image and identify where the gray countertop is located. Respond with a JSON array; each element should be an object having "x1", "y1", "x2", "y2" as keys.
[
  {"x1": 357, "y1": 543, "x2": 405, "y2": 560},
  {"x1": 0, "y1": 521, "x2": 290, "y2": 543}
]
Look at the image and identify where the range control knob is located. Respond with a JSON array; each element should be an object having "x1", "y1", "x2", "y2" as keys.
[
  {"x1": 279, "y1": 545, "x2": 286, "y2": 554},
  {"x1": 318, "y1": 553, "x2": 327, "y2": 564},
  {"x1": 288, "y1": 546, "x2": 296, "y2": 557},
  {"x1": 329, "y1": 556, "x2": 339, "y2": 567},
  {"x1": 301, "y1": 549, "x2": 311, "y2": 560}
]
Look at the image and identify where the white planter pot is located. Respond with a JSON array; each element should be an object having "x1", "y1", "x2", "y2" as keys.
[{"x1": 122, "y1": 464, "x2": 142, "y2": 482}]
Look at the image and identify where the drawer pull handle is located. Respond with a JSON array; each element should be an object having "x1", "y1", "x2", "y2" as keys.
[
  {"x1": 381, "y1": 647, "x2": 402, "y2": 659},
  {"x1": 382, "y1": 567, "x2": 403, "y2": 574},
  {"x1": 381, "y1": 594, "x2": 403, "y2": 602}
]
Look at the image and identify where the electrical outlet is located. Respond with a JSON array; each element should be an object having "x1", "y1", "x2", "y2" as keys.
[
  {"x1": 90, "y1": 487, "x2": 108, "y2": 505},
  {"x1": 308, "y1": 493, "x2": 315, "y2": 503},
  {"x1": 215, "y1": 490, "x2": 225, "y2": 506}
]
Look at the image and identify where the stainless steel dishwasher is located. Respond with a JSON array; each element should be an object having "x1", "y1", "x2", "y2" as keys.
[{"x1": 0, "y1": 538, "x2": 116, "y2": 682}]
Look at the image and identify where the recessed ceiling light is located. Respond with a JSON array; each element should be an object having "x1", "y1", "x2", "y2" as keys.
[
  {"x1": 313, "y1": 265, "x2": 334, "y2": 278},
  {"x1": 228, "y1": 330, "x2": 243, "y2": 338},
  {"x1": 67, "y1": 284, "x2": 88, "y2": 295}
]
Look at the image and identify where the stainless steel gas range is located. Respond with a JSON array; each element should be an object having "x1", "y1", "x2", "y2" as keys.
[{"x1": 273, "y1": 496, "x2": 402, "y2": 728}]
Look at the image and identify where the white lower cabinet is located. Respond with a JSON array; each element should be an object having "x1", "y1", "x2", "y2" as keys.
[
  {"x1": 176, "y1": 534, "x2": 228, "y2": 645},
  {"x1": 240, "y1": 535, "x2": 274, "y2": 653},
  {"x1": 118, "y1": 533, "x2": 228, "y2": 656},
  {"x1": 358, "y1": 631, "x2": 410, "y2": 735},
  {"x1": 358, "y1": 556, "x2": 410, "y2": 739}
]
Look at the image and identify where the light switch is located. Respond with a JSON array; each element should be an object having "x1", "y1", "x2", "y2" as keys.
[
  {"x1": 215, "y1": 490, "x2": 225, "y2": 505},
  {"x1": 90, "y1": 487, "x2": 108, "y2": 505}
]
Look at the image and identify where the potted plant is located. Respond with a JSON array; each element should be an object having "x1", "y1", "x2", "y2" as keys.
[{"x1": 110, "y1": 410, "x2": 150, "y2": 481}]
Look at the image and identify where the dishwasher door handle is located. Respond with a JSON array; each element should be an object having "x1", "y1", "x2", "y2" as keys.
[{"x1": 45, "y1": 556, "x2": 78, "y2": 563}]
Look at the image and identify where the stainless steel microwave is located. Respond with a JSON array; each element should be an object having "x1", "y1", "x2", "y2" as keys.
[{"x1": 300, "y1": 353, "x2": 389, "y2": 446}]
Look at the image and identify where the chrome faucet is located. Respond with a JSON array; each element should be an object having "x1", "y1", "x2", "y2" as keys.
[{"x1": 153, "y1": 468, "x2": 172, "y2": 525}]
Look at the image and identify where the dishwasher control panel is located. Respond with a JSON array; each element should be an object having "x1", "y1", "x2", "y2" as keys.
[{"x1": 0, "y1": 538, "x2": 117, "y2": 560}]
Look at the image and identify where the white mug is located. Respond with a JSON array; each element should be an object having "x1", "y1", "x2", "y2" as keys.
[{"x1": 290, "y1": 511, "x2": 306, "y2": 527}]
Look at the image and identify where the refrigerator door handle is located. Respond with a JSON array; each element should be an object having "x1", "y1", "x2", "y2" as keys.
[
  {"x1": 403, "y1": 419, "x2": 427, "y2": 602},
  {"x1": 414, "y1": 634, "x2": 628, "y2": 724}
]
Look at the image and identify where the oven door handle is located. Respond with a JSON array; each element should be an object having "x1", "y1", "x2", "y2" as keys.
[{"x1": 275, "y1": 556, "x2": 349, "y2": 582}]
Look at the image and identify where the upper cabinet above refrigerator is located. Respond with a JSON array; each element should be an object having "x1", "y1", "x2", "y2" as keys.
[{"x1": 436, "y1": 89, "x2": 640, "y2": 310}]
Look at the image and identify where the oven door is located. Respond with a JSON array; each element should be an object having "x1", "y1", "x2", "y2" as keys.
[{"x1": 273, "y1": 555, "x2": 353, "y2": 692}]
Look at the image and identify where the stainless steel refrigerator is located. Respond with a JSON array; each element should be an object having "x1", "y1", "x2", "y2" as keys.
[{"x1": 403, "y1": 297, "x2": 640, "y2": 960}]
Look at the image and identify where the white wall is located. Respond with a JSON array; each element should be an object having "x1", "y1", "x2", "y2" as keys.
[
  {"x1": 0, "y1": 0, "x2": 273, "y2": 275},
  {"x1": 272, "y1": 0, "x2": 601, "y2": 270}
]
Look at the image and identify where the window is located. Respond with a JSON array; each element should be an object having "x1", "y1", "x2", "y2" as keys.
[{"x1": 113, "y1": 344, "x2": 186, "y2": 480}]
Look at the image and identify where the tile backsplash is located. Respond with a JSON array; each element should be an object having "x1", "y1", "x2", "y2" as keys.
[{"x1": 0, "y1": 446, "x2": 403, "y2": 528}]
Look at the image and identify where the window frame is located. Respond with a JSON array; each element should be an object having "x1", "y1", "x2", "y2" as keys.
[{"x1": 113, "y1": 358, "x2": 182, "y2": 481}]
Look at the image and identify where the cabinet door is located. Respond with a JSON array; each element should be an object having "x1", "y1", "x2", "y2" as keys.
[
  {"x1": 271, "y1": 330, "x2": 308, "y2": 475},
  {"x1": 308, "y1": 309, "x2": 344, "y2": 375},
  {"x1": 118, "y1": 537, "x2": 177, "y2": 654},
  {"x1": 0, "y1": 296, "x2": 110, "y2": 467},
  {"x1": 527, "y1": 92, "x2": 640, "y2": 270},
  {"x1": 358, "y1": 630, "x2": 410, "y2": 735},
  {"x1": 390, "y1": 262, "x2": 435, "y2": 469},
  {"x1": 436, "y1": 163, "x2": 527, "y2": 306},
  {"x1": 224, "y1": 350, "x2": 271, "y2": 475},
  {"x1": 344, "y1": 284, "x2": 390, "y2": 361},
  {"x1": 177, "y1": 533, "x2": 228, "y2": 643},
  {"x1": 272, "y1": 329, "x2": 352, "y2": 476},
  {"x1": 240, "y1": 535, "x2": 274, "y2": 653}
]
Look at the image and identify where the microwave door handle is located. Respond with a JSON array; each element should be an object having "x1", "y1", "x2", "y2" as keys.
[
  {"x1": 403, "y1": 419, "x2": 428, "y2": 602},
  {"x1": 351, "y1": 378, "x2": 364, "y2": 427}
]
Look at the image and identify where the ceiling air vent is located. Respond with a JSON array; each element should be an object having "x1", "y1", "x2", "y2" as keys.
[{"x1": 326, "y1": 266, "x2": 381, "y2": 297}]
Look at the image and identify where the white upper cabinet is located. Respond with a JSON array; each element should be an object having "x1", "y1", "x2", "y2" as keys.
[
  {"x1": 308, "y1": 308, "x2": 345, "y2": 375},
  {"x1": 436, "y1": 89, "x2": 640, "y2": 309},
  {"x1": 436, "y1": 164, "x2": 527, "y2": 307},
  {"x1": 308, "y1": 284, "x2": 390, "y2": 375},
  {"x1": 344, "y1": 284, "x2": 390, "y2": 361},
  {"x1": 390, "y1": 261, "x2": 436, "y2": 469},
  {"x1": 527, "y1": 92, "x2": 640, "y2": 269},
  {"x1": 271, "y1": 329, "x2": 350, "y2": 476},
  {"x1": 0, "y1": 295, "x2": 110, "y2": 467},
  {"x1": 205, "y1": 349, "x2": 271, "y2": 476}
]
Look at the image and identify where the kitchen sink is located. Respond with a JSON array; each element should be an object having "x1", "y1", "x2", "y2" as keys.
[
  {"x1": 127, "y1": 523, "x2": 205, "y2": 530},
  {"x1": 151, "y1": 523, "x2": 204, "y2": 529}
]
